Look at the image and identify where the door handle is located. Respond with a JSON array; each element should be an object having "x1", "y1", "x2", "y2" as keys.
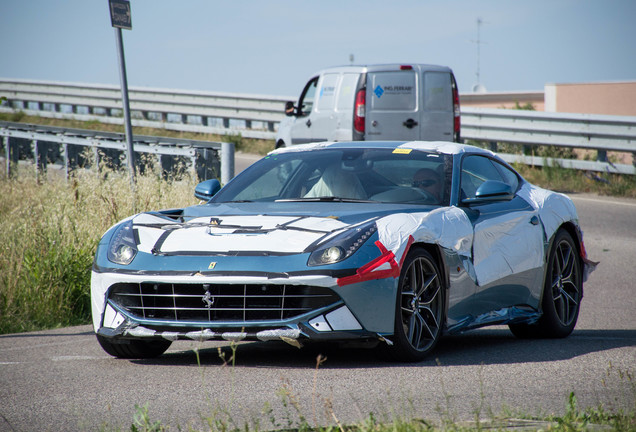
[
  {"x1": 306, "y1": 119, "x2": 312, "y2": 127},
  {"x1": 403, "y1": 118, "x2": 418, "y2": 129}
]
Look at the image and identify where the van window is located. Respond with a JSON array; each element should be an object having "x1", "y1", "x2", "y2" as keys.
[
  {"x1": 424, "y1": 72, "x2": 451, "y2": 111},
  {"x1": 370, "y1": 71, "x2": 417, "y2": 111},
  {"x1": 317, "y1": 74, "x2": 339, "y2": 111},
  {"x1": 336, "y1": 73, "x2": 359, "y2": 111},
  {"x1": 298, "y1": 77, "x2": 318, "y2": 116}
]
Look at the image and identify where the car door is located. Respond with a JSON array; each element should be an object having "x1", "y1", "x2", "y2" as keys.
[
  {"x1": 365, "y1": 70, "x2": 419, "y2": 141},
  {"x1": 460, "y1": 155, "x2": 545, "y2": 316}
]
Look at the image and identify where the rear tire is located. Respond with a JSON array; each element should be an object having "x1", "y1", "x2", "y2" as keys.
[
  {"x1": 96, "y1": 335, "x2": 171, "y2": 359},
  {"x1": 509, "y1": 229, "x2": 582, "y2": 339},
  {"x1": 386, "y1": 248, "x2": 444, "y2": 362}
]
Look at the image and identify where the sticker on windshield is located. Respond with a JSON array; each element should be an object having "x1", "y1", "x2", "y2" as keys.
[{"x1": 393, "y1": 148, "x2": 412, "y2": 154}]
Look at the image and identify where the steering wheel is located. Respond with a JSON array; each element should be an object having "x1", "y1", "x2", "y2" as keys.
[{"x1": 411, "y1": 187, "x2": 437, "y2": 204}]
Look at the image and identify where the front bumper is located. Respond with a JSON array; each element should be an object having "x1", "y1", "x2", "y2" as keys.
[{"x1": 91, "y1": 269, "x2": 398, "y2": 345}]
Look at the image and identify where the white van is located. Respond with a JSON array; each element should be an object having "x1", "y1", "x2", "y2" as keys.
[{"x1": 276, "y1": 64, "x2": 460, "y2": 148}]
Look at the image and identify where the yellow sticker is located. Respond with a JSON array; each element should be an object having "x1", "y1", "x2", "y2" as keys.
[{"x1": 393, "y1": 148, "x2": 413, "y2": 154}]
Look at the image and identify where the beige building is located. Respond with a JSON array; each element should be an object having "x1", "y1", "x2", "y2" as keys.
[{"x1": 460, "y1": 81, "x2": 636, "y2": 116}]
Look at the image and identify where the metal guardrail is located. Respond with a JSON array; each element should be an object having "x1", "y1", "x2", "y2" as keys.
[
  {"x1": 2, "y1": 79, "x2": 635, "y2": 175},
  {"x1": 0, "y1": 78, "x2": 288, "y2": 140},
  {"x1": 461, "y1": 107, "x2": 636, "y2": 175},
  {"x1": 0, "y1": 121, "x2": 235, "y2": 183}
]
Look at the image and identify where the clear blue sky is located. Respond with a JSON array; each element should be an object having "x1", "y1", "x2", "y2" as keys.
[{"x1": 1, "y1": 0, "x2": 635, "y2": 97}]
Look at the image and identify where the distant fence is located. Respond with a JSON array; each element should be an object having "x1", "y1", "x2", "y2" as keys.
[
  {"x1": 2, "y1": 78, "x2": 635, "y2": 175},
  {"x1": 0, "y1": 121, "x2": 235, "y2": 183}
]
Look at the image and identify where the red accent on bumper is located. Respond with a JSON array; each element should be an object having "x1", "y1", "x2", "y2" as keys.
[{"x1": 337, "y1": 235, "x2": 414, "y2": 287}]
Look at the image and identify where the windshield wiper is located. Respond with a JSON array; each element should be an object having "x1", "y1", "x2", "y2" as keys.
[{"x1": 275, "y1": 197, "x2": 376, "y2": 203}]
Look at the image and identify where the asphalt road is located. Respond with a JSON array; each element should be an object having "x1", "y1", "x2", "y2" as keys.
[{"x1": 1, "y1": 193, "x2": 635, "y2": 432}]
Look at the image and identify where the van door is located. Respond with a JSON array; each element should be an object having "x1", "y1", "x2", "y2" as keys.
[
  {"x1": 366, "y1": 70, "x2": 419, "y2": 141},
  {"x1": 419, "y1": 71, "x2": 454, "y2": 140},
  {"x1": 309, "y1": 73, "x2": 340, "y2": 142}
]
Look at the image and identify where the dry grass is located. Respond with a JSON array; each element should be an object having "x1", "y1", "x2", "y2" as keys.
[{"x1": 0, "y1": 163, "x2": 198, "y2": 334}]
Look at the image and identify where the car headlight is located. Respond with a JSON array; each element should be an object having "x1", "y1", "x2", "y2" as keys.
[
  {"x1": 107, "y1": 220, "x2": 138, "y2": 265},
  {"x1": 308, "y1": 220, "x2": 377, "y2": 266}
]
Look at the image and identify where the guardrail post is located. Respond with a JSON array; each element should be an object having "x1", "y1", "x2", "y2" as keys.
[
  {"x1": 223, "y1": 118, "x2": 230, "y2": 129},
  {"x1": 597, "y1": 150, "x2": 608, "y2": 163},
  {"x1": 221, "y1": 142, "x2": 235, "y2": 184},
  {"x1": 62, "y1": 142, "x2": 69, "y2": 181},
  {"x1": 32, "y1": 139, "x2": 48, "y2": 180},
  {"x1": 3, "y1": 136, "x2": 11, "y2": 178}
]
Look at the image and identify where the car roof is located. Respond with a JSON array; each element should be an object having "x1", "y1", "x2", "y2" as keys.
[{"x1": 271, "y1": 141, "x2": 495, "y2": 157}]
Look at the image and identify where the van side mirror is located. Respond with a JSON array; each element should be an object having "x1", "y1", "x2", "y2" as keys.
[
  {"x1": 194, "y1": 179, "x2": 221, "y2": 201},
  {"x1": 284, "y1": 101, "x2": 296, "y2": 116}
]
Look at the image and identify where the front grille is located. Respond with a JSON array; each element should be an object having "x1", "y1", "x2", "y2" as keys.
[{"x1": 108, "y1": 282, "x2": 340, "y2": 322}]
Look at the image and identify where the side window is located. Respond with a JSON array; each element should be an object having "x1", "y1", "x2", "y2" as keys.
[
  {"x1": 493, "y1": 160, "x2": 520, "y2": 192},
  {"x1": 317, "y1": 74, "x2": 339, "y2": 111},
  {"x1": 460, "y1": 155, "x2": 504, "y2": 199},
  {"x1": 298, "y1": 77, "x2": 318, "y2": 116}
]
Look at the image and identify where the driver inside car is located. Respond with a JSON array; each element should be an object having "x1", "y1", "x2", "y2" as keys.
[{"x1": 412, "y1": 168, "x2": 442, "y2": 203}]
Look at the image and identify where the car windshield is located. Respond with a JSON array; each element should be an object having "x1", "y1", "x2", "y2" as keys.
[{"x1": 212, "y1": 147, "x2": 452, "y2": 206}]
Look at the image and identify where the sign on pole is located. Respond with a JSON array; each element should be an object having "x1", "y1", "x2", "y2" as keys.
[{"x1": 109, "y1": 0, "x2": 132, "y2": 30}]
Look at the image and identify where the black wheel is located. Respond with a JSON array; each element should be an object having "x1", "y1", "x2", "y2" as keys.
[
  {"x1": 387, "y1": 248, "x2": 444, "y2": 362},
  {"x1": 96, "y1": 335, "x2": 171, "y2": 359},
  {"x1": 509, "y1": 229, "x2": 582, "y2": 339}
]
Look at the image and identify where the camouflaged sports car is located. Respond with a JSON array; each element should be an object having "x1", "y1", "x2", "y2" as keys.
[{"x1": 91, "y1": 141, "x2": 594, "y2": 361}]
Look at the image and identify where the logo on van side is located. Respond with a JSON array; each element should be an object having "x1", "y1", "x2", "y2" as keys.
[{"x1": 374, "y1": 85, "x2": 414, "y2": 98}]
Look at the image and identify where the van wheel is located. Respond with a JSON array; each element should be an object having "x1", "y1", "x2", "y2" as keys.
[{"x1": 276, "y1": 140, "x2": 286, "y2": 149}]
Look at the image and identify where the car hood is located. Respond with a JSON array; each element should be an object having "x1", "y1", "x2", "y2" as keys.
[{"x1": 133, "y1": 202, "x2": 436, "y2": 256}]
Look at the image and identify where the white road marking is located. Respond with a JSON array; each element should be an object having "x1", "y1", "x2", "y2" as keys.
[{"x1": 570, "y1": 195, "x2": 636, "y2": 208}]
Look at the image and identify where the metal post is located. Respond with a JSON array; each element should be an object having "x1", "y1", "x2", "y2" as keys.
[
  {"x1": 221, "y1": 141, "x2": 235, "y2": 185},
  {"x1": 3, "y1": 136, "x2": 9, "y2": 178},
  {"x1": 114, "y1": 27, "x2": 137, "y2": 186}
]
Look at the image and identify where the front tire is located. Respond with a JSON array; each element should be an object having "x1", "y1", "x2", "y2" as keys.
[
  {"x1": 509, "y1": 229, "x2": 582, "y2": 338},
  {"x1": 96, "y1": 335, "x2": 171, "y2": 359},
  {"x1": 387, "y1": 248, "x2": 444, "y2": 362}
]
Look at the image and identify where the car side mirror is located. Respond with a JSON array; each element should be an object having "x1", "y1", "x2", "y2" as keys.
[
  {"x1": 462, "y1": 180, "x2": 514, "y2": 205},
  {"x1": 284, "y1": 101, "x2": 296, "y2": 116},
  {"x1": 194, "y1": 179, "x2": 221, "y2": 201}
]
